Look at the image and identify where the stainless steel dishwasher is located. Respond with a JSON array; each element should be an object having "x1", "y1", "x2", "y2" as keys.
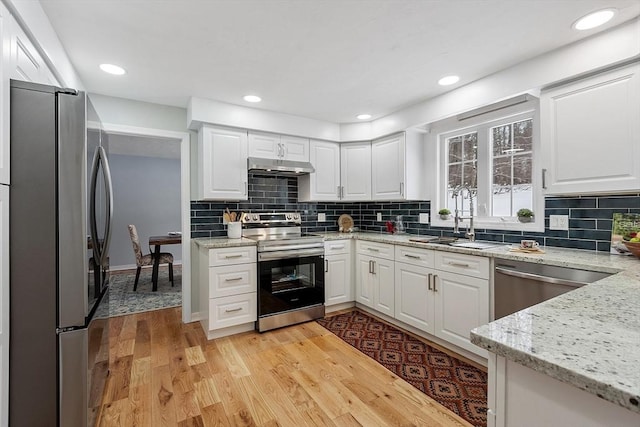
[{"x1": 494, "y1": 260, "x2": 611, "y2": 320}]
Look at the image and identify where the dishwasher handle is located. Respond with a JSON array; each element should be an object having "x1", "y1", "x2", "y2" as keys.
[{"x1": 495, "y1": 266, "x2": 587, "y2": 288}]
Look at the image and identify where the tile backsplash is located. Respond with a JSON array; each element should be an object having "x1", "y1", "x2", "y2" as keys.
[{"x1": 191, "y1": 173, "x2": 639, "y2": 252}]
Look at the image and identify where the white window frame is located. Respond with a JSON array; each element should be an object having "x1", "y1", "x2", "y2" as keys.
[{"x1": 431, "y1": 100, "x2": 544, "y2": 233}]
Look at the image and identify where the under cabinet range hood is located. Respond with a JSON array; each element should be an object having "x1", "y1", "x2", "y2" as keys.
[{"x1": 247, "y1": 157, "x2": 315, "y2": 175}]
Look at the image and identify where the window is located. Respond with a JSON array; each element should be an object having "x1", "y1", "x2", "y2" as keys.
[{"x1": 435, "y1": 104, "x2": 541, "y2": 231}]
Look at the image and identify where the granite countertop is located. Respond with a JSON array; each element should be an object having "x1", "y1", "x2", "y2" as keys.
[
  {"x1": 194, "y1": 230, "x2": 640, "y2": 412},
  {"x1": 192, "y1": 236, "x2": 258, "y2": 248}
]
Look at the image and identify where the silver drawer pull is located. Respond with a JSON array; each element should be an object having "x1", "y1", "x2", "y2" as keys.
[
  {"x1": 367, "y1": 248, "x2": 380, "y2": 252},
  {"x1": 433, "y1": 274, "x2": 438, "y2": 292},
  {"x1": 331, "y1": 245, "x2": 345, "y2": 250},
  {"x1": 225, "y1": 277, "x2": 243, "y2": 282},
  {"x1": 404, "y1": 254, "x2": 421, "y2": 259},
  {"x1": 448, "y1": 261, "x2": 470, "y2": 267},
  {"x1": 225, "y1": 307, "x2": 242, "y2": 313},
  {"x1": 224, "y1": 254, "x2": 243, "y2": 259}
]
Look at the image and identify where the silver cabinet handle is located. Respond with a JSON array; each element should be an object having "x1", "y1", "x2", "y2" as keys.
[
  {"x1": 368, "y1": 260, "x2": 373, "y2": 274},
  {"x1": 244, "y1": 181, "x2": 248, "y2": 195},
  {"x1": 367, "y1": 247, "x2": 380, "y2": 252},
  {"x1": 404, "y1": 254, "x2": 420, "y2": 259},
  {"x1": 428, "y1": 273, "x2": 432, "y2": 291},
  {"x1": 372, "y1": 260, "x2": 376, "y2": 275},
  {"x1": 542, "y1": 168, "x2": 547, "y2": 190},
  {"x1": 448, "y1": 261, "x2": 470, "y2": 267},
  {"x1": 225, "y1": 254, "x2": 243, "y2": 259},
  {"x1": 341, "y1": 186, "x2": 344, "y2": 199},
  {"x1": 224, "y1": 277, "x2": 243, "y2": 282},
  {"x1": 400, "y1": 182, "x2": 404, "y2": 196},
  {"x1": 325, "y1": 259, "x2": 329, "y2": 272},
  {"x1": 433, "y1": 275, "x2": 438, "y2": 292},
  {"x1": 331, "y1": 245, "x2": 345, "y2": 250},
  {"x1": 225, "y1": 307, "x2": 243, "y2": 313},
  {"x1": 337, "y1": 185, "x2": 341, "y2": 199}
]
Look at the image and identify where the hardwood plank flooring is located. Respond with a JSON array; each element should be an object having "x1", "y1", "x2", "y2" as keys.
[{"x1": 98, "y1": 308, "x2": 473, "y2": 427}]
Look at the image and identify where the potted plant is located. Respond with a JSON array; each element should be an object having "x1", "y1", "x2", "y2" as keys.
[
  {"x1": 517, "y1": 208, "x2": 534, "y2": 223},
  {"x1": 438, "y1": 208, "x2": 451, "y2": 220}
]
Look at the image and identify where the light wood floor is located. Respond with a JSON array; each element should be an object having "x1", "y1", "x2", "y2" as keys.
[{"x1": 98, "y1": 307, "x2": 474, "y2": 427}]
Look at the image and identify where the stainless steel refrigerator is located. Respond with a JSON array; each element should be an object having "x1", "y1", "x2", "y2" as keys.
[{"x1": 9, "y1": 80, "x2": 112, "y2": 427}]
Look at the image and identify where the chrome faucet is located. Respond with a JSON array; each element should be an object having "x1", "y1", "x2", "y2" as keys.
[{"x1": 452, "y1": 186, "x2": 476, "y2": 242}]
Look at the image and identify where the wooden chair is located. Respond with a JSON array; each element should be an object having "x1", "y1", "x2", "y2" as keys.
[{"x1": 127, "y1": 224, "x2": 174, "y2": 291}]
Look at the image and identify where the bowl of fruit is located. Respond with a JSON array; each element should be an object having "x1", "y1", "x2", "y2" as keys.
[{"x1": 622, "y1": 232, "x2": 640, "y2": 259}]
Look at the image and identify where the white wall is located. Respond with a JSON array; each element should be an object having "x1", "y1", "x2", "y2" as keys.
[
  {"x1": 108, "y1": 153, "x2": 182, "y2": 269},
  {"x1": 89, "y1": 93, "x2": 188, "y2": 132}
]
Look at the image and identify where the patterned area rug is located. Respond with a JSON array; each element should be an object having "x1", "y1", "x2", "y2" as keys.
[
  {"x1": 108, "y1": 267, "x2": 181, "y2": 317},
  {"x1": 317, "y1": 310, "x2": 488, "y2": 427}
]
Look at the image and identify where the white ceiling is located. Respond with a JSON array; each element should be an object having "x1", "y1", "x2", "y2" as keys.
[{"x1": 40, "y1": 0, "x2": 640, "y2": 124}]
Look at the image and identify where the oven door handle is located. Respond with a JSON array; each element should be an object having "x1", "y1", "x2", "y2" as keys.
[
  {"x1": 259, "y1": 243, "x2": 324, "y2": 252},
  {"x1": 259, "y1": 248, "x2": 325, "y2": 261}
]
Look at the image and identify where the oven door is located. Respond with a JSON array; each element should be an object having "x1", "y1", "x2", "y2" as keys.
[{"x1": 258, "y1": 252, "x2": 325, "y2": 317}]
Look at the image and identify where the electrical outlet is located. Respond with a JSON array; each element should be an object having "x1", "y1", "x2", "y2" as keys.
[
  {"x1": 376, "y1": 212, "x2": 382, "y2": 222},
  {"x1": 419, "y1": 213, "x2": 430, "y2": 224},
  {"x1": 550, "y1": 214, "x2": 569, "y2": 230},
  {"x1": 317, "y1": 213, "x2": 326, "y2": 222}
]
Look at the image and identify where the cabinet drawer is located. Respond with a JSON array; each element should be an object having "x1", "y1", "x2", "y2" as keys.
[
  {"x1": 435, "y1": 252, "x2": 489, "y2": 279},
  {"x1": 209, "y1": 293, "x2": 257, "y2": 330},
  {"x1": 395, "y1": 245, "x2": 434, "y2": 268},
  {"x1": 209, "y1": 263, "x2": 256, "y2": 298},
  {"x1": 325, "y1": 240, "x2": 351, "y2": 255},
  {"x1": 208, "y1": 246, "x2": 256, "y2": 266},
  {"x1": 356, "y1": 240, "x2": 394, "y2": 259}
]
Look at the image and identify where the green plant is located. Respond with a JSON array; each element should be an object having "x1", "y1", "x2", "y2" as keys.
[
  {"x1": 438, "y1": 208, "x2": 451, "y2": 215},
  {"x1": 517, "y1": 208, "x2": 534, "y2": 218}
]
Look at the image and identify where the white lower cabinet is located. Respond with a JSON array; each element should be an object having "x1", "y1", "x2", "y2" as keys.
[
  {"x1": 324, "y1": 240, "x2": 353, "y2": 307},
  {"x1": 433, "y1": 271, "x2": 488, "y2": 355},
  {"x1": 394, "y1": 246, "x2": 488, "y2": 357},
  {"x1": 199, "y1": 245, "x2": 257, "y2": 339},
  {"x1": 355, "y1": 241, "x2": 395, "y2": 317}
]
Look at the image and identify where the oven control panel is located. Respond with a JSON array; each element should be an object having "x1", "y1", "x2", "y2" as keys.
[{"x1": 241, "y1": 212, "x2": 301, "y2": 225}]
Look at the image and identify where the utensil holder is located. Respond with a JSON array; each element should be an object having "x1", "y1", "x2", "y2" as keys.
[{"x1": 227, "y1": 222, "x2": 241, "y2": 239}]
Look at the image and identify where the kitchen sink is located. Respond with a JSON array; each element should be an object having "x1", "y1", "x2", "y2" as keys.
[{"x1": 449, "y1": 241, "x2": 505, "y2": 250}]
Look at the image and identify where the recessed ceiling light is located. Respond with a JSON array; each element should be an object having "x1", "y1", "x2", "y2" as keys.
[
  {"x1": 438, "y1": 75, "x2": 460, "y2": 86},
  {"x1": 99, "y1": 63, "x2": 126, "y2": 75},
  {"x1": 243, "y1": 95, "x2": 262, "y2": 103},
  {"x1": 357, "y1": 114, "x2": 372, "y2": 120},
  {"x1": 573, "y1": 9, "x2": 616, "y2": 30}
]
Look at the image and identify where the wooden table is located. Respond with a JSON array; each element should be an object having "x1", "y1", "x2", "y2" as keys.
[{"x1": 148, "y1": 234, "x2": 182, "y2": 291}]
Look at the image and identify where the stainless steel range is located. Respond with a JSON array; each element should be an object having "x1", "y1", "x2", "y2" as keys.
[{"x1": 242, "y1": 212, "x2": 325, "y2": 332}]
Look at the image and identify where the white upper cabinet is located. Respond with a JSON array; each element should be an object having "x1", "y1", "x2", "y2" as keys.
[
  {"x1": 541, "y1": 62, "x2": 640, "y2": 195},
  {"x1": 7, "y1": 16, "x2": 52, "y2": 85},
  {"x1": 248, "y1": 131, "x2": 309, "y2": 162},
  {"x1": 340, "y1": 142, "x2": 371, "y2": 201},
  {"x1": 372, "y1": 133, "x2": 405, "y2": 200},
  {"x1": 298, "y1": 140, "x2": 341, "y2": 201},
  {"x1": 0, "y1": 4, "x2": 8, "y2": 185},
  {"x1": 197, "y1": 126, "x2": 248, "y2": 200},
  {"x1": 372, "y1": 131, "x2": 425, "y2": 201}
]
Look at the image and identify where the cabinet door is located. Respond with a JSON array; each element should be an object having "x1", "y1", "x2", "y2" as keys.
[
  {"x1": 355, "y1": 255, "x2": 374, "y2": 308},
  {"x1": 300, "y1": 140, "x2": 340, "y2": 201},
  {"x1": 372, "y1": 257, "x2": 394, "y2": 317},
  {"x1": 248, "y1": 131, "x2": 279, "y2": 159},
  {"x1": 9, "y1": 17, "x2": 44, "y2": 83},
  {"x1": 395, "y1": 262, "x2": 434, "y2": 332},
  {"x1": 341, "y1": 142, "x2": 371, "y2": 201},
  {"x1": 325, "y1": 254, "x2": 352, "y2": 306},
  {"x1": 372, "y1": 133, "x2": 405, "y2": 200},
  {"x1": 0, "y1": 6, "x2": 7, "y2": 185},
  {"x1": 541, "y1": 63, "x2": 640, "y2": 195},
  {"x1": 198, "y1": 126, "x2": 248, "y2": 200},
  {"x1": 281, "y1": 135, "x2": 309, "y2": 161},
  {"x1": 0, "y1": 185, "x2": 7, "y2": 426},
  {"x1": 433, "y1": 271, "x2": 488, "y2": 356}
]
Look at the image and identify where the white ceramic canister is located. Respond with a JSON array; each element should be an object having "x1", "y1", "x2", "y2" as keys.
[{"x1": 227, "y1": 222, "x2": 242, "y2": 239}]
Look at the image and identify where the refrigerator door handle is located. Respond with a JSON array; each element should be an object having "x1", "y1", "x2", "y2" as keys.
[{"x1": 89, "y1": 146, "x2": 114, "y2": 267}]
